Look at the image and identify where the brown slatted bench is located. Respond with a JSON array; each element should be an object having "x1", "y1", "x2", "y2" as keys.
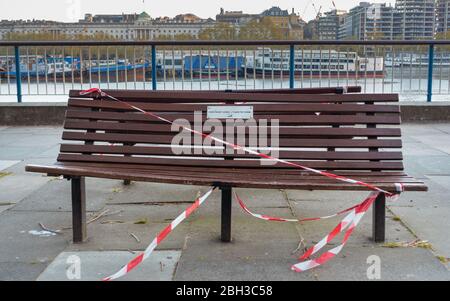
[{"x1": 26, "y1": 88, "x2": 427, "y2": 244}]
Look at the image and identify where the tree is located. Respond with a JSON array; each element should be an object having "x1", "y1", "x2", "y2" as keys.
[
  {"x1": 238, "y1": 18, "x2": 284, "y2": 40},
  {"x1": 156, "y1": 33, "x2": 196, "y2": 41},
  {"x1": 198, "y1": 23, "x2": 238, "y2": 40}
]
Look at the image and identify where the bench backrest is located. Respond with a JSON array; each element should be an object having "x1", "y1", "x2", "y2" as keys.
[{"x1": 61, "y1": 89, "x2": 403, "y2": 172}]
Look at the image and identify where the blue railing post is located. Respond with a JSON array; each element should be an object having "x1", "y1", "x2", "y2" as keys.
[
  {"x1": 151, "y1": 45, "x2": 157, "y2": 90},
  {"x1": 427, "y1": 44, "x2": 434, "y2": 102},
  {"x1": 14, "y1": 46, "x2": 22, "y2": 103},
  {"x1": 289, "y1": 44, "x2": 295, "y2": 89}
]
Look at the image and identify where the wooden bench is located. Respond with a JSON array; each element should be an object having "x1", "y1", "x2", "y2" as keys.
[{"x1": 26, "y1": 88, "x2": 427, "y2": 244}]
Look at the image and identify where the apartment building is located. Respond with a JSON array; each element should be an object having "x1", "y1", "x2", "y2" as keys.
[
  {"x1": 436, "y1": 0, "x2": 450, "y2": 34},
  {"x1": 395, "y1": 0, "x2": 436, "y2": 40},
  {"x1": 318, "y1": 9, "x2": 347, "y2": 40}
]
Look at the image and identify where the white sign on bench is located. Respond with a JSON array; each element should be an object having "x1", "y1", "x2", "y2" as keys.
[{"x1": 207, "y1": 106, "x2": 254, "y2": 119}]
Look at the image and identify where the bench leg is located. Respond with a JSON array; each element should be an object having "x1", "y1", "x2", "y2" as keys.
[
  {"x1": 123, "y1": 179, "x2": 131, "y2": 185},
  {"x1": 71, "y1": 177, "x2": 87, "y2": 243},
  {"x1": 220, "y1": 186, "x2": 232, "y2": 242},
  {"x1": 372, "y1": 193, "x2": 386, "y2": 243}
]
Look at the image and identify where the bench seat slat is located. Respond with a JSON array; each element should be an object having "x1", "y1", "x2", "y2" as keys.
[
  {"x1": 43, "y1": 160, "x2": 411, "y2": 177},
  {"x1": 63, "y1": 121, "x2": 402, "y2": 137},
  {"x1": 69, "y1": 90, "x2": 399, "y2": 103},
  {"x1": 50, "y1": 162, "x2": 413, "y2": 182},
  {"x1": 57, "y1": 153, "x2": 404, "y2": 170},
  {"x1": 65, "y1": 110, "x2": 401, "y2": 125},
  {"x1": 60, "y1": 144, "x2": 404, "y2": 160},
  {"x1": 61, "y1": 132, "x2": 402, "y2": 148},
  {"x1": 25, "y1": 163, "x2": 427, "y2": 192},
  {"x1": 68, "y1": 99, "x2": 401, "y2": 113},
  {"x1": 68, "y1": 87, "x2": 362, "y2": 98}
]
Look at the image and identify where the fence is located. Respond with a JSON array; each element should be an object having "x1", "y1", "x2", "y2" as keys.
[{"x1": 1, "y1": 40, "x2": 450, "y2": 102}]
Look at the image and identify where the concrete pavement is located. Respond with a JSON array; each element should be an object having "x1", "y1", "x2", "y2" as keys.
[{"x1": 0, "y1": 124, "x2": 449, "y2": 281}]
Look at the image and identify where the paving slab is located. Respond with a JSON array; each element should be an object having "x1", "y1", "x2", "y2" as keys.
[
  {"x1": 285, "y1": 190, "x2": 368, "y2": 202},
  {"x1": 401, "y1": 142, "x2": 447, "y2": 156},
  {"x1": 404, "y1": 155, "x2": 450, "y2": 176},
  {"x1": 0, "y1": 160, "x2": 20, "y2": 171},
  {"x1": 408, "y1": 135, "x2": 450, "y2": 155},
  {"x1": 310, "y1": 246, "x2": 450, "y2": 281},
  {"x1": 401, "y1": 124, "x2": 446, "y2": 136},
  {"x1": 0, "y1": 145, "x2": 56, "y2": 160},
  {"x1": 12, "y1": 177, "x2": 121, "y2": 212},
  {"x1": 4, "y1": 157, "x2": 56, "y2": 175},
  {"x1": 232, "y1": 188, "x2": 289, "y2": 208},
  {"x1": 389, "y1": 205, "x2": 450, "y2": 259},
  {"x1": 0, "y1": 210, "x2": 71, "y2": 263},
  {"x1": 0, "y1": 174, "x2": 50, "y2": 203},
  {"x1": 29, "y1": 145, "x2": 61, "y2": 159},
  {"x1": 106, "y1": 182, "x2": 210, "y2": 205},
  {"x1": 0, "y1": 203, "x2": 15, "y2": 214},
  {"x1": 37, "y1": 250, "x2": 181, "y2": 281},
  {"x1": 0, "y1": 262, "x2": 48, "y2": 281},
  {"x1": 0, "y1": 133, "x2": 61, "y2": 147},
  {"x1": 65, "y1": 213, "x2": 190, "y2": 252},
  {"x1": 174, "y1": 241, "x2": 449, "y2": 281},
  {"x1": 432, "y1": 124, "x2": 450, "y2": 134},
  {"x1": 1, "y1": 126, "x2": 62, "y2": 135},
  {"x1": 289, "y1": 198, "x2": 415, "y2": 246}
]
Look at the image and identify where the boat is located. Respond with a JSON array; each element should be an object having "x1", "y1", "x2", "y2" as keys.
[
  {"x1": 385, "y1": 54, "x2": 450, "y2": 68},
  {"x1": 85, "y1": 59, "x2": 149, "y2": 82},
  {"x1": 86, "y1": 59, "x2": 148, "y2": 74},
  {"x1": 5, "y1": 56, "x2": 80, "y2": 79},
  {"x1": 155, "y1": 53, "x2": 184, "y2": 77},
  {"x1": 184, "y1": 55, "x2": 245, "y2": 78},
  {"x1": 246, "y1": 48, "x2": 385, "y2": 78}
]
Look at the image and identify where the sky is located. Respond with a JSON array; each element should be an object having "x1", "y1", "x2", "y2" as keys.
[{"x1": 0, "y1": 0, "x2": 395, "y2": 23}]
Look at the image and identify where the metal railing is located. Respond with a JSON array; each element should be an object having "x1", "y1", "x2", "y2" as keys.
[{"x1": 1, "y1": 40, "x2": 450, "y2": 102}]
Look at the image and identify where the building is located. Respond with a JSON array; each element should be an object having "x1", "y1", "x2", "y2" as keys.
[
  {"x1": 215, "y1": 7, "x2": 305, "y2": 39},
  {"x1": 318, "y1": 9, "x2": 347, "y2": 40},
  {"x1": 260, "y1": 7, "x2": 305, "y2": 39},
  {"x1": 0, "y1": 12, "x2": 215, "y2": 41},
  {"x1": 436, "y1": 0, "x2": 450, "y2": 36},
  {"x1": 215, "y1": 8, "x2": 257, "y2": 25},
  {"x1": 338, "y1": 2, "x2": 399, "y2": 40},
  {"x1": 395, "y1": 0, "x2": 436, "y2": 40},
  {"x1": 80, "y1": 13, "x2": 140, "y2": 24},
  {"x1": 304, "y1": 19, "x2": 319, "y2": 39}
]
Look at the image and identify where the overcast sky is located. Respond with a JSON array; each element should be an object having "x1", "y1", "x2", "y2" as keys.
[{"x1": 1, "y1": 0, "x2": 395, "y2": 22}]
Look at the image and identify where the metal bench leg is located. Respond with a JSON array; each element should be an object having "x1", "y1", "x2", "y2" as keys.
[
  {"x1": 372, "y1": 193, "x2": 386, "y2": 243},
  {"x1": 123, "y1": 180, "x2": 131, "y2": 185},
  {"x1": 220, "y1": 186, "x2": 232, "y2": 242},
  {"x1": 71, "y1": 176, "x2": 87, "y2": 243}
]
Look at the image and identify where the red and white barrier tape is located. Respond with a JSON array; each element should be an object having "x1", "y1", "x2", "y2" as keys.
[
  {"x1": 79, "y1": 88, "x2": 404, "y2": 278},
  {"x1": 102, "y1": 187, "x2": 215, "y2": 281},
  {"x1": 292, "y1": 192, "x2": 378, "y2": 272},
  {"x1": 236, "y1": 191, "x2": 391, "y2": 272}
]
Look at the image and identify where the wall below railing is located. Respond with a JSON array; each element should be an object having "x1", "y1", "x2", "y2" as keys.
[{"x1": 1, "y1": 102, "x2": 449, "y2": 125}]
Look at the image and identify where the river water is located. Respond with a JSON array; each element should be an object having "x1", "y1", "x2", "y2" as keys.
[{"x1": 1, "y1": 73, "x2": 449, "y2": 102}]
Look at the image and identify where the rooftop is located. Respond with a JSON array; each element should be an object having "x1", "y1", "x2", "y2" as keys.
[{"x1": 0, "y1": 124, "x2": 449, "y2": 280}]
